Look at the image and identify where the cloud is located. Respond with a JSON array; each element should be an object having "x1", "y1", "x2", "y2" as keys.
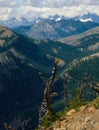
[
  {"x1": 63, "y1": 0, "x2": 99, "y2": 6},
  {"x1": 0, "y1": 0, "x2": 99, "y2": 20},
  {"x1": 21, "y1": 0, "x2": 99, "y2": 19},
  {"x1": 0, "y1": 7, "x2": 12, "y2": 20},
  {"x1": 24, "y1": 0, "x2": 99, "y2": 7},
  {"x1": 0, "y1": 0, "x2": 18, "y2": 7},
  {"x1": 16, "y1": 4, "x2": 99, "y2": 20},
  {"x1": 89, "y1": 0, "x2": 99, "y2": 5},
  {"x1": 0, "y1": 0, "x2": 19, "y2": 20},
  {"x1": 24, "y1": 0, "x2": 67, "y2": 8}
]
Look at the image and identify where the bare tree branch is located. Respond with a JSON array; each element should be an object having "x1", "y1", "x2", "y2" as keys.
[
  {"x1": 39, "y1": 61, "x2": 58, "y2": 126},
  {"x1": 89, "y1": 81, "x2": 99, "y2": 94},
  {"x1": 79, "y1": 73, "x2": 90, "y2": 100}
]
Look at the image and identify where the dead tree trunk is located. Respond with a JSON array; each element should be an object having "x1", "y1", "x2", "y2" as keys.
[
  {"x1": 39, "y1": 61, "x2": 57, "y2": 125},
  {"x1": 62, "y1": 73, "x2": 74, "y2": 110},
  {"x1": 79, "y1": 73, "x2": 89, "y2": 100},
  {"x1": 44, "y1": 63, "x2": 57, "y2": 113},
  {"x1": 64, "y1": 79, "x2": 68, "y2": 110}
]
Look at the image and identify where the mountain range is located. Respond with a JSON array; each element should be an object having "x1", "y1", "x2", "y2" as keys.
[
  {"x1": 0, "y1": 13, "x2": 99, "y2": 41},
  {"x1": 74, "y1": 13, "x2": 99, "y2": 23},
  {"x1": 13, "y1": 19, "x2": 99, "y2": 40},
  {"x1": 0, "y1": 13, "x2": 99, "y2": 28}
]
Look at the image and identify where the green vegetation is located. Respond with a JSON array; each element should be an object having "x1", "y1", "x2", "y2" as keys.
[
  {"x1": 68, "y1": 57, "x2": 99, "y2": 80},
  {"x1": 90, "y1": 96, "x2": 99, "y2": 109},
  {"x1": 35, "y1": 111, "x2": 64, "y2": 130},
  {"x1": 37, "y1": 92, "x2": 98, "y2": 130},
  {"x1": 41, "y1": 111, "x2": 63, "y2": 128},
  {"x1": 68, "y1": 88, "x2": 85, "y2": 110}
]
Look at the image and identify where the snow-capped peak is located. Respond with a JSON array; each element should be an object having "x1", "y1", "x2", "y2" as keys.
[
  {"x1": 35, "y1": 20, "x2": 40, "y2": 23},
  {"x1": 48, "y1": 15, "x2": 63, "y2": 21},
  {"x1": 49, "y1": 17, "x2": 54, "y2": 20},
  {"x1": 79, "y1": 18, "x2": 92, "y2": 22},
  {"x1": 56, "y1": 17, "x2": 62, "y2": 22}
]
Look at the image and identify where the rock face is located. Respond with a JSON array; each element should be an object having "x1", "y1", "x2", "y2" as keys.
[{"x1": 47, "y1": 103, "x2": 99, "y2": 130}]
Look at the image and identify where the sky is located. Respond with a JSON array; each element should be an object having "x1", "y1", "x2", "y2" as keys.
[{"x1": 0, "y1": 0, "x2": 99, "y2": 20}]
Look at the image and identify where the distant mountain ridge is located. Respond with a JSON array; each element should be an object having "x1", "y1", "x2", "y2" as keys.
[
  {"x1": 0, "y1": 17, "x2": 34, "y2": 28},
  {"x1": 13, "y1": 19, "x2": 99, "y2": 40},
  {"x1": 0, "y1": 13, "x2": 99, "y2": 40},
  {"x1": 0, "y1": 13, "x2": 99, "y2": 28},
  {"x1": 74, "y1": 13, "x2": 99, "y2": 23}
]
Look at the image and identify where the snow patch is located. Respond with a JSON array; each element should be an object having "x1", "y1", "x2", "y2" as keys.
[
  {"x1": 80, "y1": 18, "x2": 92, "y2": 22},
  {"x1": 35, "y1": 20, "x2": 39, "y2": 23},
  {"x1": 56, "y1": 17, "x2": 62, "y2": 21},
  {"x1": 49, "y1": 18, "x2": 54, "y2": 20}
]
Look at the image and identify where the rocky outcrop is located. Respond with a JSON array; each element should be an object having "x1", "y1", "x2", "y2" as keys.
[{"x1": 46, "y1": 98, "x2": 99, "y2": 130}]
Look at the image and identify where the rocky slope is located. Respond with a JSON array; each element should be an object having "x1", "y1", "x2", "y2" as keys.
[{"x1": 45, "y1": 97, "x2": 99, "y2": 130}]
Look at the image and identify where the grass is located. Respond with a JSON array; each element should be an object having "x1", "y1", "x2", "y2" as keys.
[{"x1": 90, "y1": 96, "x2": 99, "y2": 109}]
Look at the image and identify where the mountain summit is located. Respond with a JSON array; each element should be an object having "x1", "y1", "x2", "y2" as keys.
[{"x1": 74, "y1": 13, "x2": 99, "y2": 23}]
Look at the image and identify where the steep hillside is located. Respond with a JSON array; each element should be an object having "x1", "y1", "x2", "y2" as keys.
[
  {"x1": 0, "y1": 26, "x2": 17, "y2": 47},
  {"x1": 59, "y1": 26, "x2": 99, "y2": 56},
  {"x1": 46, "y1": 53, "x2": 99, "y2": 117},
  {"x1": 0, "y1": 29, "x2": 44, "y2": 129},
  {"x1": 59, "y1": 26, "x2": 99, "y2": 45},
  {"x1": 13, "y1": 19, "x2": 99, "y2": 40},
  {"x1": 0, "y1": 26, "x2": 82, "y2": 71},
  {"x1": 59, "y1": 55, "x2": 99, "y2": 104}
]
